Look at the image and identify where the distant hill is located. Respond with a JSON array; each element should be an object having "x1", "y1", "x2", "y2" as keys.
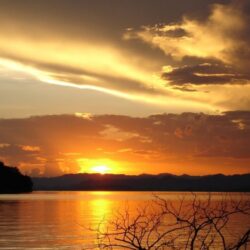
[
  {"x1": 0, "y1": 162, "x2": 33, "y2": 193},
  {"x1": 33, "y1": 173, "x2": 250, "y2": 192}
]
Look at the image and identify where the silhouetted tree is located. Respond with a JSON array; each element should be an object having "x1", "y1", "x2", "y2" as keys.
[
  {"x1": 0, "y1": 161, "x2": 33, "y2": 193},
  {"x1": 90, "y1": 194, "x2": 250, "y2": 250}
]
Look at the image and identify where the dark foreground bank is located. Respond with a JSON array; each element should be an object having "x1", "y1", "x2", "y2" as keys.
[{"x1": 0, "y1": 162, "x2": 33, "y2": 193}]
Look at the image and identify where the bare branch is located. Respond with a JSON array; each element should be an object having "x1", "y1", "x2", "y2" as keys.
[{"x1": 89, "y1": 193, "x2": 250, "y2": 250}]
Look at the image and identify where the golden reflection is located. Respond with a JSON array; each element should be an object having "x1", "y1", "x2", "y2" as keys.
[
  {"x1": 90, "y1": 198, "x2": 112, "y2": 232},
  {"x1": 91, "y1": 191, "x2": 112, "y2": 196}
]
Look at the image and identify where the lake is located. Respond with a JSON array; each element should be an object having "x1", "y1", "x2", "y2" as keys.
[{"x1": 0, "y1": 191, "x2": 249, "y2": 249}]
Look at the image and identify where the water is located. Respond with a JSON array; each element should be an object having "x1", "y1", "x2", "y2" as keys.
[{"x1": 0, "y1": 191, "x2": 249, "y2": 249}]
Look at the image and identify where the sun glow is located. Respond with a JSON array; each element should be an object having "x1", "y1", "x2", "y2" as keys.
[
  {"x1": 77, "y1": 158, "x2": 122, "y2": 174},
  {"x1": 91, "y1": 165, "x2": 110, "y2": 175}
]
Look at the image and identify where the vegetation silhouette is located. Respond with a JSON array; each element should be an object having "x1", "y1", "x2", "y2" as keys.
[
  {"x1": 0, "y1": 161, "x2": 33, "y2": 193},
  {"x1": 90, "y1": 194, "x2": 250, "y2": 250}
]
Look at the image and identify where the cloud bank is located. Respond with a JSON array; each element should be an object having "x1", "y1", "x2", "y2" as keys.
[{"x1": 0, "y1": 112, "x2": 249, "y2": 176}]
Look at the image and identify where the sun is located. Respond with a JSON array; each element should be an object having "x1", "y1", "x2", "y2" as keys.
[
  {"x1": 77, "y1": 158, "x2": 122, "y2": 174},
  {"x1": 91, "y1": 165, "x2": 110, "y2": 175}
]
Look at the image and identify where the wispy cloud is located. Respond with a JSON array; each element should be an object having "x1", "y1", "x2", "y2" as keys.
[{"x1": 0, "y1": 0, "x2": 249, "y2": 114}]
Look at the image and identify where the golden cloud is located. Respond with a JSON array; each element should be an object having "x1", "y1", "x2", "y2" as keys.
[
  {"x1": 125, "y1": 1, "x2": 249, "y2": 66},
  {"x1": 0, "y1": 0, "x2": 249, "y2": 113}
]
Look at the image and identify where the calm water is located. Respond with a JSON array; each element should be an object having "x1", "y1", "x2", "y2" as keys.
[{"x1": 0, "y1": 191, "x2": 249, "y2": 249}]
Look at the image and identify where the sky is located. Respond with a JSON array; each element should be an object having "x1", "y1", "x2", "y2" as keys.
[{"x1": 0, "y1": 0, "x2": 249, "y2": 176}]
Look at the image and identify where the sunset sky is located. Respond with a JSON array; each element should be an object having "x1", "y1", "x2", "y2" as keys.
[{"x1": 0, "y1": 0, "x2": 249, "y2": 176}]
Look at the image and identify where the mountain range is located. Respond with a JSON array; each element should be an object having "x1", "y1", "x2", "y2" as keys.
[{"x1": 33, "y1": 173, "x2": 250, "y2": 192}]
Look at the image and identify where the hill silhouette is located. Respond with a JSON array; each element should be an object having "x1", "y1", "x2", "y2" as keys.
[
  {"x1": 0, "y1": 162, "x2": 33, "y2": 193},
  {"x1": 33, "y1": 173, "x2": 250, "y2": 192}
]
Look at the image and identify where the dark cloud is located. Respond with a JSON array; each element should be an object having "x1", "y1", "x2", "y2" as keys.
[
  {"x1": 162, "y1": 63, "x2": 250, "y2": 88},
  {"x1": 0, "y1": 0, "x2": 229, "y2": 35}
]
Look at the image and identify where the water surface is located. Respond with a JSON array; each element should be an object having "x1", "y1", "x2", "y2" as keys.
[{"x1": 0, "y1": 191, "x2": 249, "y2": 249}]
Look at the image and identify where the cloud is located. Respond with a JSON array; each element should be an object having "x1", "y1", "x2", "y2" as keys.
[
  {"x1": 20, "y1": 145, "x2": 40, "y2": 152},
  {"x1": 0, "y1": 144, "x2": 41, "y2": 169},
  {"x1": 126, "y1": 0, "x2": 249, "y2": 63},
  {"x1": 0, "y1": 0, "x2": 181, "y2": 107},
  {"x1": 100, "y1": 125, "x2": 141, "y2": 142},
  {"x1": 0, "y1": 44, "x2": 164, "y2": 100},
  {"x1": 125, "y1": 0, "x2": 250, "y2": 88},
  {"x1": 0, "y1": 112, "x2": 250, "y2": 176},
  {"x1": 162, "y1": 63, "x2": 250, "y2": 87},
  {"x1": 0, "y1": 0, "x2": 249, "y2": 113}
]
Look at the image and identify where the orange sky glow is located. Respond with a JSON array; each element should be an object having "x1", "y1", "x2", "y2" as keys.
[{"x1": 0, "y1": 0, "x2": 249, "y2": 176}]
